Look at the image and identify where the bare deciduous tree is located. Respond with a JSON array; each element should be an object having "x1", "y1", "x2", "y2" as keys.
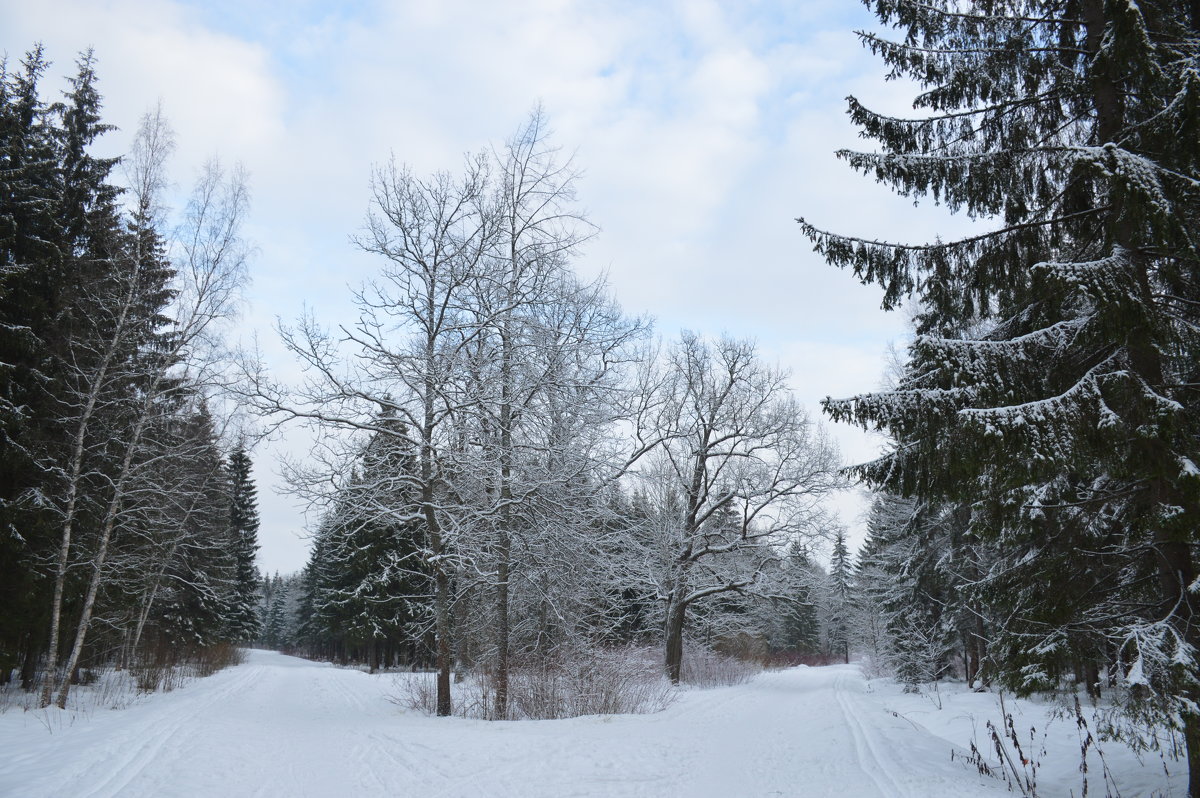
[
  {"x1": 249, "y1": 157, "x2": 494, "y2": 716},
  {"x1": 629, "y1": 332, "x2": 842, "y2": 683}
]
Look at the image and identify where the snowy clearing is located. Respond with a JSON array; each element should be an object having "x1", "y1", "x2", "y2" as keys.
[{"x1": 0, "y1": 650, "x2": 1182, "y2": 797}]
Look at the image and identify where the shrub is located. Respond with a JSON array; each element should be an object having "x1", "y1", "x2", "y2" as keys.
[
  {"x1": 396, "y1": 644, "x2": 676, "y2": 720},
  {"x1": 680, "y1": 645, "x2": 757, "y2": 688}
]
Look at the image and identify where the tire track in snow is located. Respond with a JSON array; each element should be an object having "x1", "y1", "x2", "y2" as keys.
[{"x1": 834, "y1": 670, "x2": 913, "y2": 798}]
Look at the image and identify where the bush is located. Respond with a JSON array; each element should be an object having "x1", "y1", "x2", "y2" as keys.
[
  {"x1": 194, "y1": 642, "x2": 244, "y2": 677},
  {"x1": 132, "y1": 642, "x2": 245, "y2": 693},
  {"x1": 760, "y1": 651, "x2": 842, "y2": 669},
  {"x1": 396, "y1": 644, "x2": 676, "y2": 720},
  {"x1": 680, "y1": 645, "x2": 757, "y2": 688}
]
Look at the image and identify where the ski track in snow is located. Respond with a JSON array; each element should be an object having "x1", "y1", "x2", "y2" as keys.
[
  {"x1": 0, "y1": 651, "x2": 1006, "y2": 798},
  {"x1": 834, "y1": 670, "x2": 904, "y2": 798}
]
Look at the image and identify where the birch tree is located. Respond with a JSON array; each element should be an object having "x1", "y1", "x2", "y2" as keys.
[{"x1": 46, "y1": 150, "x2": 249, "y2": 708}]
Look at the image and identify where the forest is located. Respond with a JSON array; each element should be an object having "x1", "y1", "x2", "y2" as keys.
[{"x1": 2, "y1": 0, "x2": 1200, "y2": 795}]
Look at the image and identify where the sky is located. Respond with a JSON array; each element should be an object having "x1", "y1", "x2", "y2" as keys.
[{"x1": 1, "y1": 0, "x2": 973, "y2": 574}]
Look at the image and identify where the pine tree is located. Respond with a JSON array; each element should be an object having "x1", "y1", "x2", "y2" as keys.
[
  {"x1": 802, "y1": 1, "x2": 1200, "y2": 787},
  {"x1": 225, "y1": 446, "x2": 262, "y2": 642}
]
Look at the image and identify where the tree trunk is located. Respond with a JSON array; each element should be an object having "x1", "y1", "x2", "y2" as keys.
[
  {"x1": 1084, "y1": 5, "x2": 1197, "y2": 787},
  {"x1": 54, "y1": 504, "x2": 120, "y2": 709},
  {"x1": 40, "y1": 421, "x2": 94, "y2": 707},
  {"x1": 1156, "y1": 535, "x2": 1200, "y2": 798},
  {"x1": 493, "y1": 268, "x2": 516, "y2": 720},
  {"x1": 963, "y1": 631, "x2": 977, "y2": 687},
  {"x1": 453, "y1": 589, "x2": 470, "y2": 684},
  {"x1": 494, "y1": 536, "x2": 510, "y2": 718},
  {"x1": 434, "y1": 565, "x2": 452, "y2": 717},
  {"x1": 1084, "y1": 660, "x2": 1101, "y2": 700},
  {"x1": 20, "y1": 638, "x2": 39, "y2": 692},
  {"x1": 975, "y1": 615, "x2": 989, "y2": 687},
  {"x1": 1186, "y1": 713, "x2": 1200, "y2": 798},
  {"x1": 665, "y1": 600, "x2": 687, "y2": 684}
]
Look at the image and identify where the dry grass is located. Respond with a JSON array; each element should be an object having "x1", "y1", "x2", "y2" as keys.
[{"x1": 0, "y1": 643, "x2": 246, "y2": 716}]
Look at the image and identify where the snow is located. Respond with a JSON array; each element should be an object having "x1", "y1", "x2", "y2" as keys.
[{"x1": 0, "y1": 650, "x2": 1183, "y2": 797}]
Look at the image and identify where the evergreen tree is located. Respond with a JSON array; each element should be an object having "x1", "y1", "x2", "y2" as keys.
[
  {"x1": 39, "y1": 51, "x2": 187, "y2": 707},
  {"x1": 824, "y1": 530, "x2": 852, "y2": 665},
  {"x1": 263, "y1": 574, "x2": 290, "y2": 651},
  {"x1": 225, "y1": 446, "x2": 262, "y2": 642},
  {"x1": 774, "y1": 541, "x2": 823, "y2": 657},
  {"x1": 850, "y1": 536, "x2": 888, "y2": 669},
  {"x1": 0, "y1": 48, "x2": 250, "y2": 700},
  {"x1": 141, "y1": 400, "x2": 236, "y2": 651},
  {"x1": 293, "y1": 413, "x2": 431, "y2": 668},
  {"x1": 803, "y1": 1, "x2": 1200, "y2": 786},
  {"x1": 0, "y1": 46, "x2": 62, "y2": 688}
]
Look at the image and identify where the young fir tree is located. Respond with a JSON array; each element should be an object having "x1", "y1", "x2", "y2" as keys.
[
  {"x1": 801, "y1": 1, "x2": 1200, "y2": 788},
  {"x1": 262, "y1": 574, "x2": 290, "y2": 651},
  {"x1": 861, "y1": 495, "x2": 964, "y2": 689},
  {"x1": 297, "y1": 414, "x2": 431, "y2": 668},
  {"x1": 225, "y1": 446, "x2": 262, "y2": 642},
  {"x1": 825, "y1": 530, "x2": 852, "y2": 665}
]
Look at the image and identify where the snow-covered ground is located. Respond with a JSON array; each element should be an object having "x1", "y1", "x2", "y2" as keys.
[{"x1": 0, "y1": 650, "x2": 1183, "y2": 797}]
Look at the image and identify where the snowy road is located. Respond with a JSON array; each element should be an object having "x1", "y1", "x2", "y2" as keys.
[{"x1": 0, "y1": 650, "x2": 1004, "y2": 798}]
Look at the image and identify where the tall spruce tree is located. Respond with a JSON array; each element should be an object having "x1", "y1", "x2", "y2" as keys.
[
  {"x1": 0, "y1": 46, "x2": 62, "y2": 688},
  {"x1": 802, "y1": 1, "x2": 1200, "y2": 789},
  {"x1": 225, "y1": 445, "x2": 262, "y2": 642}
]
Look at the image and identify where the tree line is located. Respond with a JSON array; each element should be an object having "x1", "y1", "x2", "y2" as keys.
[
  {"x1": 1, "y1": 50, "x2": 852, "y2": 720},
  {"x1": 0, "y1": 47, "x2": 261, "y2": 708},
  {"x1": 246, "y1": 107, "x2": 846, "y2": 718},
  {"x1": 15, "y1": 2, "x2": 1189, "y2": 783}
]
